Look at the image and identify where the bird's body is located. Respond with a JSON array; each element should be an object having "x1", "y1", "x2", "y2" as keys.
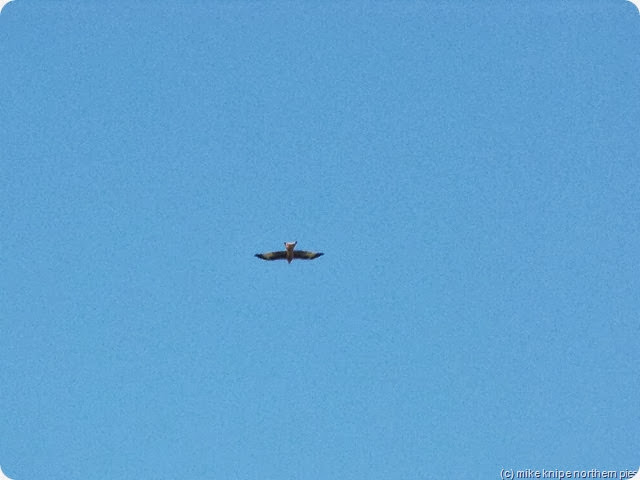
[
  {"x1": 255, "y1": 241, "x2": 323, "y2": 263},
  {"x1": 284, "y1": 241, "x2": 297, "y2": 263}
]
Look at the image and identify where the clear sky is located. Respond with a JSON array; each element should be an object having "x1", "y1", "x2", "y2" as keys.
[{"x1": 1, "y1": 1, "x2": 639, "y2": 479}]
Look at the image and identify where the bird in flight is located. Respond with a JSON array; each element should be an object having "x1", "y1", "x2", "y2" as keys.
[{"x1": 255, "y1": 241, "x2": 324, "y2": 263}]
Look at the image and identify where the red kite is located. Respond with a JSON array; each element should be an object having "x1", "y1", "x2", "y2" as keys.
[{"x1": 255, "y1": 241, "x2": 324, "y2": 263}]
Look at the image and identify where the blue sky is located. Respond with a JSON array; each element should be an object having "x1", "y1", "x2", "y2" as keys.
[{"x1": 1, "y1": 1, "x2": 639, "y2": 479}]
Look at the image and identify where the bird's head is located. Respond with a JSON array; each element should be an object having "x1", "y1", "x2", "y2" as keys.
[{"x1": 284, "y1": 241, "x2": 297, "y2": 250}]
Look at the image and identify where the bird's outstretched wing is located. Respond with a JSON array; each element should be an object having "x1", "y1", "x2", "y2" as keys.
[
  {"x1": 293, "y1": 250, "x2": 324, "y2": 260},
  {"x1": 255, "y1": 251, "x2": 288, "y2": 261}
]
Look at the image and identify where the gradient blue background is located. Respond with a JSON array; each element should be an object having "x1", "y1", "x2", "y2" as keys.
[{"x1": 1, "y1": 1, "x2": 639, "y2": 478}]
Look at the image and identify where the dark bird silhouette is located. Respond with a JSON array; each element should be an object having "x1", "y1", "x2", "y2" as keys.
[{"x1": 255, "y1": 241, "x2": 324, "y2": 263}]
